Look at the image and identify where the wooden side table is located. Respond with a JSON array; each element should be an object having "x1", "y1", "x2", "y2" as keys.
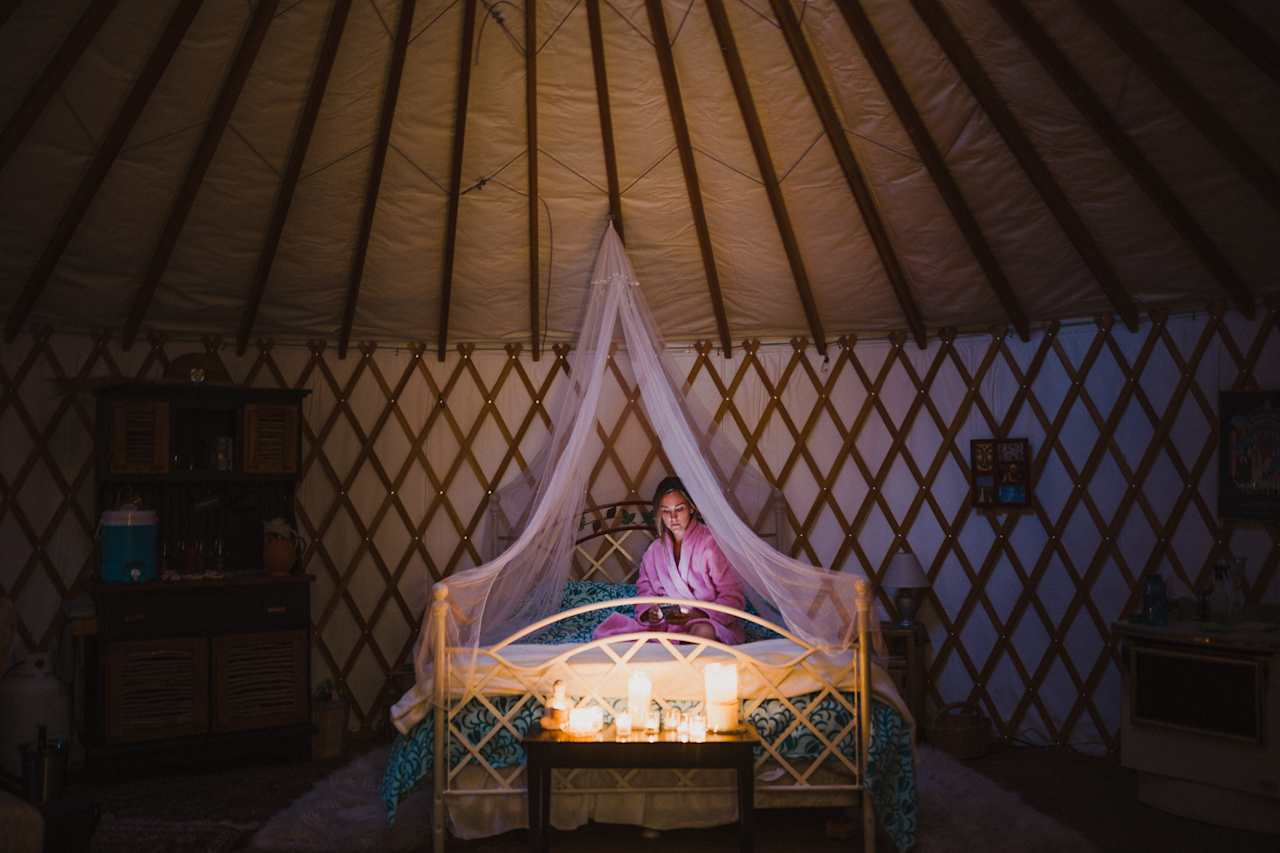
[
  {"x1": 883, "y1": 624, "x2": 928, "y2": 738},
  {"x1": 523, "y1": 726, "x2": 757, "y2": 853}
]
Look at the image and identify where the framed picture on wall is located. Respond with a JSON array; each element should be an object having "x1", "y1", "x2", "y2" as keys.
[
  {"x1": 971, "y1": 438, "x2": 1031, "y2": 508},
  {"x1": 1219, "y1": 391, "x2": 1280, "y2": 521}
]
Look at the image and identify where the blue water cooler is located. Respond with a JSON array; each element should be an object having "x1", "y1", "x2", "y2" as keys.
[{"x1": 99, "y1": 509, "x2": 158, "y2": 583}]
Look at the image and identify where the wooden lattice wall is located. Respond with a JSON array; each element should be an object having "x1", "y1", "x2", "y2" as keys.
[{"x1": 2, "y1": 304, "x2": 1277, "y2": 748}]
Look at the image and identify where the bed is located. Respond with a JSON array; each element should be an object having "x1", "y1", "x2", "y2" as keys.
[{"x1": 383, "y1": 504, "x2": 919, "y2": 852}]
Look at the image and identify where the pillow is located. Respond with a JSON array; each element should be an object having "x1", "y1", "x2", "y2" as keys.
[
  {"x1": 524, "y1": 580, "x2": 638, "y2": 645},
  {"x1": 559, "y1": 579, "x2": 637, "y2": 613}
]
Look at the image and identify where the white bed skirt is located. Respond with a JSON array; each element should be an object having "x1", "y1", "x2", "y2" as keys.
[{"x1": 445, "y1": 765, "x2": 855, "y2": 839}]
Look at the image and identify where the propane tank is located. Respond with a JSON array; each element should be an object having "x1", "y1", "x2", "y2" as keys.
[{"x1": 0, "y1": 654, "x2": 70, "y2": 778}]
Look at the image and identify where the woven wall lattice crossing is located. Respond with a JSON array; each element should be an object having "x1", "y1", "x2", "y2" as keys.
[{"x1": 1, "y1": 305, "x2": 1277, "y2": 748}]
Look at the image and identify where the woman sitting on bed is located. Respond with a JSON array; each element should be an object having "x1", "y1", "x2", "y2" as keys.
[{"x1": 592, "y1": 476, "x2": 745, "y2": 644}]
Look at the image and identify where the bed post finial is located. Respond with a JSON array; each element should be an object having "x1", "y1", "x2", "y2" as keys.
[{"x1": 431, "y1": 582, "x2": 449, "y2": 853}]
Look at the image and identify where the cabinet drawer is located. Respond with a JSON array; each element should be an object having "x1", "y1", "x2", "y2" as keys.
[
  {"x1": 220, "y1": 583, "x2": 310, "y2": 633},
  {"x1": 98, "y1": 588, "x2": 217, "y2": 639}
]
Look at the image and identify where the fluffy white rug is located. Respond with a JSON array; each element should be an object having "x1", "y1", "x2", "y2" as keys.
[{"x1": 248, "y1": 744, "x2": 1099, "y2": 852}]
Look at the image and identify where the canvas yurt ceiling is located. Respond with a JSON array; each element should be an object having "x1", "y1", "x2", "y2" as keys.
[{"x1": 0, "y1": 0, "x2": 1277, "y2": 356}]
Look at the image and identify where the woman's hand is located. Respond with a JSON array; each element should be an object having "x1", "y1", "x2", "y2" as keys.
[{"x1": 640, "y1": 607, "x2": 664, "y2": 628}]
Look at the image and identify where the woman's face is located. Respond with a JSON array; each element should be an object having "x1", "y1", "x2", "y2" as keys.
[{"x1": 658, "y1": 491, "x2": 694, "y2": 543}]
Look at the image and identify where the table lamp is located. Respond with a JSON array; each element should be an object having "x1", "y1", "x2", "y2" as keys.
[{"x1": 885, "y1": 552, "x2": 929, "y2": 628}]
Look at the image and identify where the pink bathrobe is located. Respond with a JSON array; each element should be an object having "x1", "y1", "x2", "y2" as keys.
[{"x1": 592, "y1": 520, "x2": 746, "y2": 645}]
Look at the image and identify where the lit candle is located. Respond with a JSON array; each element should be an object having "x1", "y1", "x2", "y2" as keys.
[
  {"x1": 567, "y1": 706, "x2": 604, "y2": 735},
  {"x1": 644, "y1": 710, "x2": 660, "y2": 733},
  {"x1": 677, "y1": 717, "x2": 690, "y2": 742},
  {"x1": 627, "y1": 672, "x2": 652, "y2": 722},
  {"x1": 690, "y1": 713, "x2": 707, "y2": 742},
  {"x1": 662, "y1": 706, "x2": 682, "y2": 731},
  {"x1": 704, "y1": 663, "x2": 739, "y2": 732},
  {"x1": 567, "y1": 708, "x2": 594, "y2": 734},
  {"x1": 615, "y1": 711, "x2": 632, "y2": 737}
]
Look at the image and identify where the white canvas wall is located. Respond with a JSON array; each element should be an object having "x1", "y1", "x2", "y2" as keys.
[{"x1": 1, "y1": 306, "x2": 1277, "y2": 743}]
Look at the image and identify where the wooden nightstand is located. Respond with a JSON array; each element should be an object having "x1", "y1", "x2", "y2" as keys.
[{"x1": 883, "y1": 624, "x2": 928, "y2": 738}]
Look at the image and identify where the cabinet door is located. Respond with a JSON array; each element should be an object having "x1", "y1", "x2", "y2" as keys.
[
  {"x1": 104, "y1": 637, "x2": 209, "y2": 743},
  {"x1": 212, "y1": 630, "x2": 308, "y2": 732},
  {"x1": 110, "y1": 401, "x2": 169, "y2": 473},
  {"x1": 243, "y1": 404, "x2": 299, "y2": 473}
]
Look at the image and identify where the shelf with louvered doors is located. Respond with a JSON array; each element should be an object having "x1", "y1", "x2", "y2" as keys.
[
  {"x1": 87, "y1": 575, "x2": 314, "y2": 774},
  {"x1": 244, "y1": 403, "x2": 299, "y2": 474},
  {"x1": 212, "y1": 630, "x2": 309, "y2": 733},
  {"x1": 103, "y1": 636, "x2": 209, "y2": 744},
  {"x1": 109, "y1": 400, "x2": 169, "y2": 474}
]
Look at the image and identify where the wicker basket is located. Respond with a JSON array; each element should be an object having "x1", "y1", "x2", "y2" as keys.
[{"x1": 929, "y1": 702, "x2": 992, "y2": 760}]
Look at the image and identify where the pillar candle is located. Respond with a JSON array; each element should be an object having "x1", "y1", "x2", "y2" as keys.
[
  {"x1": 704, "y1": 663, "x2": 739, "y2": 732},
  {"x1": 627, "y1": 671, "x2": 652, "y2": 722}
]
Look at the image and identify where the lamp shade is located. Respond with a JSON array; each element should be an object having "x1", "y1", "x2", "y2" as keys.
[{"x1": 884, "y1": 552, "x2": 929, "y2": 589}]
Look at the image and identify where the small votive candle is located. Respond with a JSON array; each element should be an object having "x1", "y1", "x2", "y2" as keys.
[
  {"x1": 662, "y1": 706, "x2": 682, "y2": 731},
  {"x1": 615, "y1": 711, "x2": 632, "y2": 737},
  {"x1": 677, "y1": 717, "x2": 690, "y2": 742},
  {"x1": 644, "y1": 710, "x2": 660, "y2": 733},
  {"x1": 690, "y1": 713, "x2": 707, "y2": 742},
  {"x1": 567, "y1": 706, "x2": 604, "y2": 735}
]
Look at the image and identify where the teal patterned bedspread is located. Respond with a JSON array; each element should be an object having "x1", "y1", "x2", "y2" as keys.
[{"x1": 381, "y1": 581, "x2": 918, "y2": 850}]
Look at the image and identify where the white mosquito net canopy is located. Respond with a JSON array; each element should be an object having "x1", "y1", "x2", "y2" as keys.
[{"x1": 392, "y1": 223, "x2": 875, "y2": 733}]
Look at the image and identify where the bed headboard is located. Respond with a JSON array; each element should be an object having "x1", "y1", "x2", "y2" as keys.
[{"x1": 485, "y1": 492, "x2": 790, "y2": 583}]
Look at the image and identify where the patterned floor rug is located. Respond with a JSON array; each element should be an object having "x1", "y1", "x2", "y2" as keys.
[
  {"x1": 247, "y1": 744, "x2": 1099, "y2": 852},
  {"x1": 91, "y1": 816, "x2": 257, "y2": 853}
]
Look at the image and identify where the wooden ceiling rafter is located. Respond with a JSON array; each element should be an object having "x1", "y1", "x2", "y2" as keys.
[
  {"x1": 772, "y1": 0, "x2": 923, "y2": 349},
  {"x1": 1079, "y1": 0, "x2": 1280, "y2": 217},
  {"x1": 707, "y1": 0, "x2": 830, "y2": 355},
  {"x1": 338, "y1": 0, "x2": 417, "y2": 359},
  {"x1": 910, "y1": 0, "x2": 1141, "y2": 331},
  {"x1": 1180, "y1": 0, "x2": 1280, "y2": 88},
  {"x1": 3, "y1": 0, "x2": 203, "y2": 344},
  {"x1": 586, "y1": 0, "x2": 624, "y2": 242},
  {"x1": 0, "y1": 0, "x2": 119, "y2": 174},
  {"x1": 438, "y1": 0, "x2": 478, "y2": 362},
  {"x1": 993, "y1": 0, "x2": 1255, "y2": 318},
  {"x1": 525, "y1": 0, "x2": 540, "y2": 360},
  {"x1": 122, "y1": 0, "x2": 281, "y2": 351},
  {"x1": 643, "y1": 0, "x2": 733, "y2": 358},
  {"x1": 237, "y1": 0, "x2": 352, "y2": 355},
  {"x1": 831, "y1": 0, "x2": 1030, "y2": 341}
]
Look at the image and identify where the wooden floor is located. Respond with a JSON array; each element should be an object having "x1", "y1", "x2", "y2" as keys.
[
  {"x1": 69, "y1": 738, "x2": 1279, "y2": 853},
  {"x1": 967, "y1": 743, "x2": 1276, "y2": 853}
]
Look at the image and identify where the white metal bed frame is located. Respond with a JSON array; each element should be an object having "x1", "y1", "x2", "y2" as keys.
[{"x1": 425, "y1": 582, "x2": 876, "y2": 853}]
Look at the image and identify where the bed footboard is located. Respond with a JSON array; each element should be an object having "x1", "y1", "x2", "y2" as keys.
[{"x1": 427, "y1": 581, "x2": 878, "y2": 853}]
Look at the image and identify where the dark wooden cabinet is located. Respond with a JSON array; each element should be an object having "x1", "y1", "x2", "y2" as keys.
[
  {"x1": 88, "y1": 382, "x2": 312, "y2": 772},
  {"x1": 88, "y1": 576, "x2": 313, "y2": 769}
]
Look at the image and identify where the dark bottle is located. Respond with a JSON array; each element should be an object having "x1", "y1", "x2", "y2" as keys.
[{"x1": 1142, "y1": 573, "x2": 1168, "y2": 626}]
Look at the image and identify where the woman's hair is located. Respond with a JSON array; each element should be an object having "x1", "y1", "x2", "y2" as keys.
[{"x1": 652, "y1": 476, "x2": 695, "y2": 539}]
